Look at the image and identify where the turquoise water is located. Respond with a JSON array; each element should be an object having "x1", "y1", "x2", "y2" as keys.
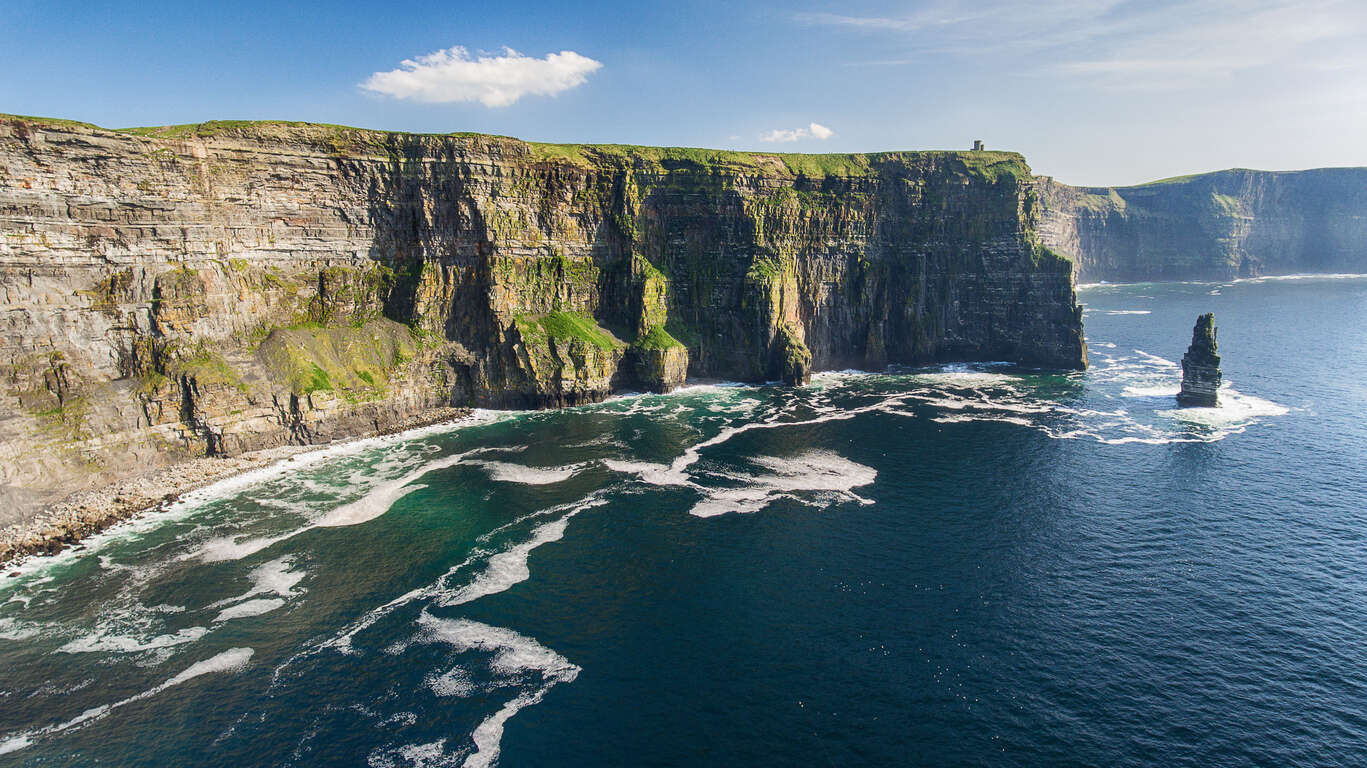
[{"x1": 2, "y1": 276, "x2": 1365, "y2": 767}]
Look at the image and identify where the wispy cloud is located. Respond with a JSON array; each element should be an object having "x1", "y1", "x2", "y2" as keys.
[
  {"x1": 760, "y1": 122, "x2": 836, "y2": 142},
  {"x1": 361, "y1": 46, "x2": 602, "y2": 107},
  {"x1": 799, "y1": 0, "x2": 1367, "y2": 91},
  {"x1": 795, "y1": 6, "x2": 985, "y2": 33}
]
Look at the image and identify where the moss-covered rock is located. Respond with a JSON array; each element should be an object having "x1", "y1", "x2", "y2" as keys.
[
  {"x1": 255, "y1": 318, "x2": 419, "y2": 398},
  {"x1": 771, "y1": 323, "x2": 812, "y2": 385},
  {"x1": 506, "y1": 312, "x2": 626, "y2": 407}
]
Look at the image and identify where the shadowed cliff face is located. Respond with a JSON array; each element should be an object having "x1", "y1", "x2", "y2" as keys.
[
  {"x1": 1037, "y1": 168, "x2": 1367, "y2": 282},
  {"x1": 0, "y1": 116, "x2": 1084, "y2": 519}
]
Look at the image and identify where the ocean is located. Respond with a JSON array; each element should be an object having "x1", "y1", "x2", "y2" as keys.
[{"x1": 1, "y1": 276, "x2": 1365, "y2": 767}]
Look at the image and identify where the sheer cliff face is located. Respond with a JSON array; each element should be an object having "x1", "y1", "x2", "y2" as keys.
[
  {"x1": 0, "y1": 117, "x2": 1084, "y2": 514},
  {"x1": 1038, "y1": 168, "x2": 1367, "y2": 282}
]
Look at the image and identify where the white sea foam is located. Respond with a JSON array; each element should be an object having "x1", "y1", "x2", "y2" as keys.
[
  {"x1": 195, "y1": 532, "x2": 299, "y2": 563},
  {"x1": 465, "y1": 694, "x2": 536, "y2": 768},
  {"x1": 426, "y1": 668, "x2": 475, "y2": 698},
  {"x1": 367, "y1": 740, "x2": 458, "y2": 768},
  {"x1": 1234, "y1": 272, "x2": 1367, "y2": 283},
  {"x1": 2, "y1": 411, "x2": 516, "y2": 582},
  {"x1": 0, "y1": 618, "x2": 39, "y2": 641},
  {"x1": 875, "y1": 349, "x2": 1290, "y2": 446},
  {"x1": 413, "y1": 613, "x2": 578, "y2": 768},
  {"x1": 1103, "y1": 310, "x2": 1151, "y2": 315},
  {"x1": 465, "y1": 460, "x2": 584, "y2": 486},
  {"x1": 666, "y1": 381, "x2": 750, "y2": 395},
  {"x1": 212, "y1": 599, "x2": 287, "y2": 623},
  {"x1": 295, "y1": 494, "x2": 607, "y2": 663},
  {"x1": 0, "y1": 735, "x2": 32, "y2": 755},
  {"x1": 194, "y1": 449, "x2": 485, "y2": 562},
  {"x1": 379, "y1": 711, "x2": 419, "y2": 728},
  {"x1": 1158, "y1": 389, "x2": 1290, "y2": 427},
  {"x1": 163, "y1": 647, "x2": 254, "y2": 685},
  {"x1": 0, "y1": 647, "x2": 253, "y2": 754},
  {"x1": 180, "y1": 412, "x2": 504, "y2": 513},
  {"x1": 911, "y1": 368, "x2": 1015, "y2": 387},
  {"x1": 1122, "y1": 384, "x2": 1181, "y2": 398},
  {"x1": 58, "y1": 625, "x2": 208, "y2": 655},
  {"x1": 607, "y1": 394, "x2": 908, "y2": 498},
  {"x1": 277, "y1": 535, "x2": 593, "y2": 756},
  {"x1": 690, "y1": 450, "x2": 877, "y2": 518},
  {"x1": 440, "y1": 500, "x2": 606, "y2": 606},
  {"x1": 602, "y1": 459, "x2": 688, "y2": 487},
  {"x1": 814, "y1": 368, "x2": 881, "y2": 378},
  {"x1": 244, "y1": 557, "x2": 306, "y2": 598},
  {"x1": 931, "y1": 414, "x2": 1037, "y2": 428},
  {"x1": 316, "y1": 451, "x2": 472, "y2": 528}
]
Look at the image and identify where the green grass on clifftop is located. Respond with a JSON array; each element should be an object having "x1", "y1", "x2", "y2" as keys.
[
  {"x1": 525, "y1": 142, "x2": 1027, "y2": 180},
  {"x1": 0, "y1": 114, "x2": 102, "y2": 130},
  {"x1": 116, "y1": 120, "x2": 377, "y2": 140},
  {"x1": 3, "y1": 113, "x2": 1031, "y2": 182}
]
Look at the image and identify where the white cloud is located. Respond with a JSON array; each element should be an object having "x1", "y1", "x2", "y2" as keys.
[
  {"x1": 361, "y1": 46, "x2": 602, "y2": 107},
  {"x1": 760, "y1": 128, "x2": 804, "y2": 143},
  {"x1": 760, "y1": 122, "x2": 836, "y2": 143}
]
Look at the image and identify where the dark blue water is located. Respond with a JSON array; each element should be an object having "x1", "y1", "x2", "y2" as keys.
[{"x1": 2, "y1": 276, "x2": 1366, "y2": 767}]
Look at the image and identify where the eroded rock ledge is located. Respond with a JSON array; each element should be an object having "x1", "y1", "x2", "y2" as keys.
[{"x1": 0, "y1": 115, "x2": 1086, "y2": 528}]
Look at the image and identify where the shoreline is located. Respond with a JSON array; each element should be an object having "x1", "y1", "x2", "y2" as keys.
[
  {"x1": 1076, "y1": 272, "x2": 1367, "y2": 289},
  {"x1": 0, "y1": 407, "x2": 471, "y2": 572}
]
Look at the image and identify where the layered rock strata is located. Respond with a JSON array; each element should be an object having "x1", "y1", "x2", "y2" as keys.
[
  {"x1": 1037, "y1": 168, "x2": 1367, "y2": 282},
  {"x1": 1177, "y1": 313, "x2": 1221, "y2": 407},
  {"x1": 0, "y1": 115, "x2": 1086, "y2": 524}
]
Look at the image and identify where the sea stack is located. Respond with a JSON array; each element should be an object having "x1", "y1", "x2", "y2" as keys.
[{"x1": 1177, "y1": 313, "x2": 1222, "y2": 407}]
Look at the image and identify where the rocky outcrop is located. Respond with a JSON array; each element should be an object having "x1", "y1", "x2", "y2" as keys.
[
  {"x1": 771, "y1": 323, "x2": 813, "y2": 385},
  {"x1": 0, "y1": 115, "x2": 1086, "y2": 524},
  {"x1": 1177, "y1": 314, "x2": 1221, "y2": 407},
  {"x1": 1037, "y1": 168, "x2": 1367, "y2": 282}
]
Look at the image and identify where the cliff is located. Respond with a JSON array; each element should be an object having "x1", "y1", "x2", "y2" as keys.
[
  {"x1": 0, "y1": 115, "x2": 1085, "y2": 522},
  {"x1": 1037, "y1": 168, "x2": 1367, "y2": 282}
]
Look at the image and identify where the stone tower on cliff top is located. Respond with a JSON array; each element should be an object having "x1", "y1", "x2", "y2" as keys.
[{"x1": 1177, "y1": 313, "x2": 1222, "y2": 407}]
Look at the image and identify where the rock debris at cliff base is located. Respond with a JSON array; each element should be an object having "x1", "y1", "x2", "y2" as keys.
[{"x1": 0, "y1": 407, "x2": 469, "y2": 568}]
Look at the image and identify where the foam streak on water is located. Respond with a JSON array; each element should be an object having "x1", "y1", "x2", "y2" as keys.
[
  {"x1": 411, "y1": 613, "x2": 579, "y2": 768},
  {"x1": 0, "y1": 648, "x2": 254, "y2": 755},
  {"x1": 689, "y1": 450, "x2": 877, "y2": 518},
  {"x1": 195, "y1": 447, "x2": 494, "y2": 563}
]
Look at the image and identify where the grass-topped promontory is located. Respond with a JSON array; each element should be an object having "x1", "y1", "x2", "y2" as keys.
[
  {"x1": 635, "y1": 325, "x2": 684, "y2": 350},
  {"x1": 516, "y1": 311, "x2": 624, "y2": 351}
]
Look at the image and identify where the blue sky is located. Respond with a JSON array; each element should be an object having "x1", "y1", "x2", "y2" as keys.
[{"x1": 3, "y1": 0, "x2": 1365, "y2": 185}]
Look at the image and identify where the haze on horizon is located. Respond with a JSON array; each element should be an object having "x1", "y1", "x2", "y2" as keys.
[{"x1": 2, "y1": 0, "x2": 1364, "y2": 187}]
